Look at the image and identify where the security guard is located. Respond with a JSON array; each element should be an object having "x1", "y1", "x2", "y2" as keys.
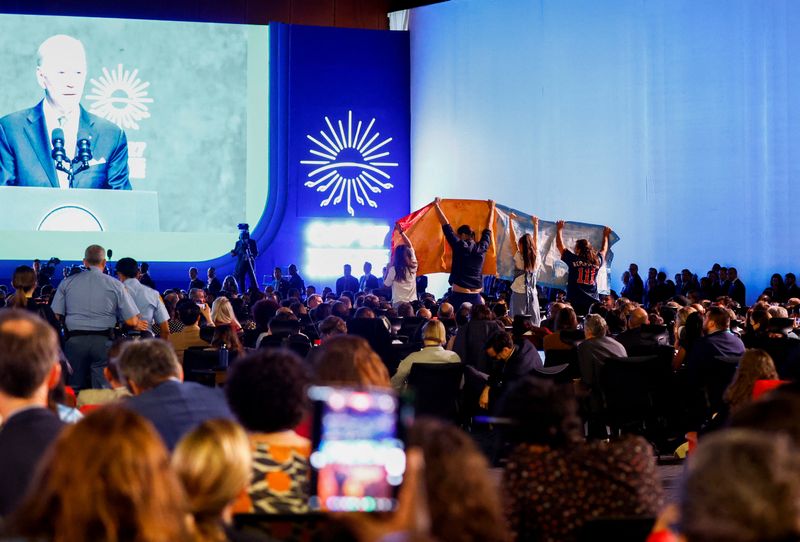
[
  {"x1": 51, "y1": 245, "x2": 144, "y2": 390},
  {"x1": 115, "y1": 257, "x2": 171, "y2": 339}
]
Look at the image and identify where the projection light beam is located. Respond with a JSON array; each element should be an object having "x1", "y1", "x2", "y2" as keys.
[{"x1": 301, "y1": 110, "x2": 398, "y2": 216}]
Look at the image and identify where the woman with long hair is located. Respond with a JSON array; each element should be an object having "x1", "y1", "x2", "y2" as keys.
[
  {"x1": 555, "y1": 220, "x2": 612, "y2": 315},
  {"x1": 761, "y1": 273, "x2": 787, "y2": 304},
  {"x1": 723, "y1": 349, "x2": 779, "y2": 414},
  {"x1": 211, "y1": 296, "x2": 242, "y2": 334},
  {"x1": 314, "y1": 334, "x2": 391, "y2": 388},
  {"x1": 209, "y1": 324, "x2": 245, "y2": 361},
  {"x1": 173, "y1": 419, "x2": 256, "y2": 542},
  {"x1": 510, "y1": 216, "x2": 541, "y2": 325},
  {"x1": 9, "y1": 406, "x2": 192, "y2": 542},
  {"x1": 384, "y1": 222, "x2": 418, "y2": 307},
  {"x1": 4, "y1": 265, "x2": 60, "y2": 331}
]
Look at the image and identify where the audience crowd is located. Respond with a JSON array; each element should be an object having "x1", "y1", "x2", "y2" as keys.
[{"x1": 2, "y1": 220, "x2": 800, "y2": 542}]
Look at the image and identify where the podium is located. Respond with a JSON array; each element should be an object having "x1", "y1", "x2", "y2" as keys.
[{"x1": 0, "y1": 186, "x2": 160, "y2": 232}]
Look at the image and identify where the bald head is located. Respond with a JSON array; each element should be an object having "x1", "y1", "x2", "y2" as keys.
[{"x1": 629, "y1": 308, "x2": 649, "y2": 329}]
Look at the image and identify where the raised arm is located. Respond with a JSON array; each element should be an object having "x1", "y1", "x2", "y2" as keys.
[
  {"x1": 433, "y1": 197, "x2": 448, "y2": 225},
  {"x1": 486, "y1": 200, "x2": 495, "y2": 231},
  {"x1": 395, "y1": 222, "x2": 413, "y2": 249},
  {"x1": 555, "y1": 220, "x2": 566, "y2": 256},
  {"x1": 599, "y1": 226, "x2": 612, "y2": 260},
  {"x1": 531, "y1": 215, "x2": 539, "y2": 253}
]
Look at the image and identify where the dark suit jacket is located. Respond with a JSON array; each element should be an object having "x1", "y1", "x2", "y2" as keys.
[
  {"x1": 124, "y1": 379, "x2": 234, "y2": 450},
  {"x1": 615, "y1": 325, "x2": 669, "y2": 356},
  {"x1": 727, "y1": 278, "x2": 746, "y2": 306},
  {"x1": 0, "y1": 101, "x2": 130, "y2": 189},
  {"x1": 0, "y1": 407, "x2": 64, "y2": 516},
  {"x1": 685, "y1": 330, "x2": 745, "y2": 386}
]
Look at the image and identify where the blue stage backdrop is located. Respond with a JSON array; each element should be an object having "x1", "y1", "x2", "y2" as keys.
[
  {"x1": 265, "y1": 23, "x2": 410, "y2": 288},
  {"x1": 409, "y1": 0, "x2": 800, "y2": 304}
]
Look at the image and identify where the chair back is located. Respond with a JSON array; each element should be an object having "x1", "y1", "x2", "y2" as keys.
[
  {"x1": 577, "y1": 516, "x2": 655, "y2": 542},
  {"x1": 407, "y1": 362, "x2": 464, "y2": 422},
  {"x1": 347, "y1": 318, "x2": 395, "y2": 369},
  {"x1": 598, "y1": 355, "x2": 661, "y2": 432},
  {"x1": 259, "y1": 332, "x2": 313, "y2": 358},
  {"x1": 183, "y1": 347, "x2": 220, "y2": 372}
]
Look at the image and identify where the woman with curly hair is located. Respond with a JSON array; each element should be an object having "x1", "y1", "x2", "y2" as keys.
[
  {"x1": 226, "y1": 348, "x2": 313, "y2": 514},
  {"x1": 384, "y1": 223, "x2": 418, "y2": 307},
  {"x1": 8, "y1": 406, "x2": 192, "y2": 542}
]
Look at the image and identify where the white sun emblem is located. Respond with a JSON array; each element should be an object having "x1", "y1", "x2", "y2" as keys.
[
  {"x1": 301, "y1": 111, "x2": 398, "y2": 216},
  {"x1": 86, "y1": 64, "x2": 154, "y2": 130}
]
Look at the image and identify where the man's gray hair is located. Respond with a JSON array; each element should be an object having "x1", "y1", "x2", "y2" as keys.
[
  {"x1": 84, "y1": 245, "x2": 106, "y2": 266},
  {"x1": 37, "y1": 34, "x2": 86, "y2": 67},
  {"x1": 584, "y1": 314, "x2": 608, "y2": 338},
  {"x1": 118, "y1": 339, "x2": 180, "y2": 391}
]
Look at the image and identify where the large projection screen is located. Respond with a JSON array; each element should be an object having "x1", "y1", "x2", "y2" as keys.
[{"x1": 0, "y1": 14, "x2": 269, "y2": 262}]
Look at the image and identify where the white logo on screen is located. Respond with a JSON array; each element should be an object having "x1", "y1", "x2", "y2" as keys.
[
  {"x1": 86, "y1": 64, "x2": 153, "y2": 130},
  {"x1": 301, "y1": 111, "x2": 398, "y2": 216}
]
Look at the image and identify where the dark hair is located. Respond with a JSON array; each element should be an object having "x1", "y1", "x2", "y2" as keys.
[
  {"x1": 115, "y1": 257, "x2": 139, "y2": 279},
  {"x1": 397, "y1": 302, "x2": 414, "y2": 317},
  {"x1": 573, "y1": 239, "x2": 599, "y2": 266},
  {"x1": 471, "y1": 303, "x2": 493, "y2": 321},
  {"x1": 9, "y1": 265, "x2": 37, "y2": 309},
  {"x1": 392, "y1": 244, "x2": 416, "y2": 282},
  {"x1": 485, "y1": 330, "x2": 514, "y2": 353},
  {"x1": 706, "y1": 305, "x2": 731, "y2": 330},
  {"x1": 225, "y1": 349, "x2": 310, "y2": 433},
  {"x1": 331, "y1": 301, "x2": 350, "y2": 319},
  {"x1": 498, "y1": 377, "x2": 583, "y2": 448},
  {"x1": 313, "y1": 335, "x2": 390, "y2": 387},
  {"x1": 252, "y1": 299, "x2": 279, "y2": 330},
  {"x1": 456, "y1": 224, "x2": 474, "y2": 238},
  {"x1": 408, "y1": 419, "x2": 511, "y2": 542},
  {"x1": 176, "y1": 299, "x2": 201, "y2": 326},
  {"x1": 0, "y1": 310, "x2": 60, "y2": 398},
  {"x1": 211, "y1": 324, "x2": 243, "y2": 355},
  {"x1": 354, "y1": 307, "x2": 375, "y2": 319},
  {"x1": 268, "y1": 311, "x2": 300, "y2": 335},
  {"x1": 118, "y1": 339, "x2": 181, "y2": 390},
  {"x1": 518, "y1": 233, "x2": 537, "y2": 273},
  {"x1": 554, "y1": 306, "x2": 578, "y2": 331}
]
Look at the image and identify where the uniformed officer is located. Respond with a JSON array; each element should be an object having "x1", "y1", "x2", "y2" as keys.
[
  {"x1": 51, "y1": 245, "x2": 145, "y2": 390},
  {"x1": 115, "y1": 257, "x2": 171, "y2": 339}
]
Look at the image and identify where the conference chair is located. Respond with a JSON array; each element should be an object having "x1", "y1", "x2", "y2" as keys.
[{"x1": 407, "y1": 362, "x2": 464, "y2": 422}]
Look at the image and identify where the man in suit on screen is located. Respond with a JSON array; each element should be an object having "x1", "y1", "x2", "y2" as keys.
[{"x1": 0, "y1": 34, "x2": 130, "y2": 190}]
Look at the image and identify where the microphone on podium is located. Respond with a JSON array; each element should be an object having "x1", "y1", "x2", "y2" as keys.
[{"x1": 51, "y1": 128, "x2": 68, "y2": 164}]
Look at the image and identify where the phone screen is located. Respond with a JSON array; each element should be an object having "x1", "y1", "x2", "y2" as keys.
[{"x1": 308, "y1": 386, "x2": 405, "y2": 512}]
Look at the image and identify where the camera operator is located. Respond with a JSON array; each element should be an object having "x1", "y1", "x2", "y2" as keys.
[{"x1": 231, "y1": 223, "x2": 258, "y2": 293}]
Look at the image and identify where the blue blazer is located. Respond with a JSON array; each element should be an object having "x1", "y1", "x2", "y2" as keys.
[
  {"x1": 124, "y1": 380, "x2": 234, "y2": 450},
  {"x1": 0, "y1": 100, "x2": 130, "y2": 189}
]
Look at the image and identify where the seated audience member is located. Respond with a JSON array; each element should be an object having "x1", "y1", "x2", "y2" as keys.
[
  {"x1": 164, "y1": 292, "x2": 185, "y2": 334},
  {"x1": 331, "y1": 300, "x2": 350, "y2": 320},
  {"x1": 118, "y1": 339, "x2": 233, "y2": 450},
  {"x1": 314, "y1": 335, "x2": 391, "y2": 388},
  {"x1": 481, "y1": 330, "x2": 544, "y2": 411},
  {"x1": 540, "y1": 301, "x2": 566, "y2": 332},
  {"x1": 76, "y1": 354, "x2": 131, "y2": 408},
  {"x1": 615, "y1": 307, "x2": 669, "y2": 355},
  {"x1": 576, "y1": 314, "x2": 627, "y2": 389},
  {"x1": 226, "y1": 349, "x2": 312, "y2": 514},
  {"x1": 453, "y1": 303, "x2": 504, "y2": 379},
  {"x1": 173, "y1": 419, "x2": 270, "y2": 542},
  {"x1": 542, "y1": 305, "x2": 581, "y2": 351},
  {"x1": 8, "y1": 406, "x2": 192, "y2": 542},
  {"x1": 416, "y1": 307, "x2": 432, "y2": 320},
  {"x1": 209, "y1": 324, "x2": 246, "y2": 362},
  {"x1": 673, "y1": 309, "x2": 703, "y2": 370},
  {"x1": 0, "y1": 310, "x2": 64, "y2": 516},
  {"x1": 169, "y1": 300, "x2": 211, "y2": 363},
  {"x1": 500, "y1": 378, "x2": 662, "y2": 542},
  {"x1": 306, "y1": 293, "x2": 323, "y2": 311},
  {"x1": 243, "y1": 298, "x2": 279, "y2": 348},
  {"x1": 512, "y1": 315, "x2": 551, "y2": 350},
  {"x1": 408, "y1": 418, "x2": 511, "y2": 542},
  {"x1": 48, "y1": 375, "x2": 83, "y2": 424},
  {"x1": 4, "y1": 265, "x2": 60, "y2": 331},
  {"x1": 684, "y1": 306, "x2": 745, "y2": 387},
  {"x1": 391, "y1": 320, "x2": 461, "y2": 391},
  {"x1": 318, "y1": 315, "x2": 347, "y2": 343},
  {"x1": 189, "y1": 287, "x2": 213, "y2": 326},
  {"x1": 723, "y1": 349, "x2": 778, "y2": 415},
  {"x1": 212, "y1": 296, "x2": 242, "y2": 333},
  {"x1": 670, "y1": 430, "x2": 800, "y2": 542}
]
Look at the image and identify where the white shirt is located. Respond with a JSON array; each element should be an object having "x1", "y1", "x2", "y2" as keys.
[
  {"x1": 384, "y1": 247, "x2": 418, "y2": 306},
  {"x1": 390, "y1": 345, "x2": 461, "y2": 391},
  {"x1": 43, "y1": 99, "x2": 80, "y2": 189}
]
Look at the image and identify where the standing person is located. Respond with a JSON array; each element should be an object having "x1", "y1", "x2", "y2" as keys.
[
  {"x1": 231, "y1": 225, "x2": 258, "y2": 293},
  {"x1": 287, "y1": 263, "x2": 306, "y2": 298},
  {"x1": 206, "y1": 266, "x2": 222, "y2": 297},
  {"x1": 727, "y1": 267, "x2": 747, "y2": 307},
  {"x1": 626, "y1": 263, "x2": 644, "y2": 304},
  {"x1": 510, "y1": 216, "x2": 541, "y2": 325},
  {"x1": 138, "y1": 262, "x2": 156, "y2": 290},
  {"x1": 335, "y1": 264, "x2": 359, "y2": 296},
  {"x1": 359, "y1": 262, "x2": 382, "y2": 292},
  {"x1": 115, "y1": 257, "x2": 170, "y2": 340},
  {"x1": 50, "y1": 245, "x2": 146, "y2": 390},
  {"x1": 384, "y1": 222, "x2": 418, "y2": 307},
  {"x1": 270, "y1": 267, "x2": 290, "y2": 299},
  {"x1": 188, "y1": 267, "x2": 205, "y2": 291},
  {"x1": 555, "y1": 220, "x2": 612, "y2": 315},
  {"x1": 4, "y1": 265, "x2": 60, "y2": 331},
  {"x1": 433, "y1": 197, "x2": 495, "y2": 308}
]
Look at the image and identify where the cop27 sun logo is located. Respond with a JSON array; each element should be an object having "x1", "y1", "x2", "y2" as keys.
[
  {"x1": 85, "y1": 64, "x2": 153, "y2": 130},
  {"x1": 301, "y1": 111, "x2": 398, "y2": 216}
]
